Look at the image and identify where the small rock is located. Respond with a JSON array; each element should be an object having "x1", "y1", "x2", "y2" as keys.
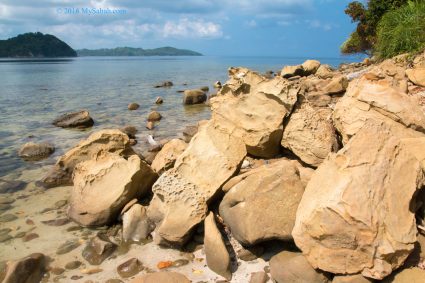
[
  {"x1": 23, "y1": 233, "x2": 39, "y2": 242},
  {"x1": 122, "y1": 204, "x2": 151, "y2": 242},
  {"x1": 66, "y1": 226, "x2": 82, "y2": 232},
  {"x1": 50, "y1": 267, "x2": 65, "y2": 275},
  {"x1": 147, "y1": 111, "x2": 162, "y2": 122},
  {"x1": 128, "y1": 103, "x2": 140, "y2": 111},
  {"x1": 71, "y1": 275, "x2": 83, "y2": 280},
  {"x1": 214, "y1": 81, "x2": 222, "y2": 88},
  {"x1": 155, "y1": 97, "x2": 163, "y2": 104},
  {"x1": 157, "y1": 261, "x2": 173, "y2": 269},
  {"x1": 250, "y1": 271, "x2": 269, "y2": 283},
  {"x1": 183, "y1": 89, "x2": 207, "y2": 105},
  {"x1": 0, "y1": 196, "x2": 14, "y2": 204},
  {"x1": 65, "y1": 260, "x2": 82, "y2": 270},
  {"x1": 117, "y1": 258, "x2": 144, "y2": 278},
  {"x1": 154, "y1": 81, "x2": 173, "y2": 88},
  {"x1": 1, "y1": 253, "x2": 46, "y2": 283},
  {"x1": 0, "y1": 180, "x2": 26, "y2": 194},
  {"x1": 81, "y1": 267, "x2": 103, "y2": 274},
  {"x1": 18, "y1": 142, "x2": 55, "y2": 161},
  {"x1": 120, "y1": 126, "x2": 138, "y2": 139},
  {"x1": 172, "y1": 259, "x2": 189, "y2": 267},
  {"x1": 54, "y1": 200, "x2": 68, "y2": 209},
  {"x1": 0, "y1": 203, "x2": 12, "y2": 212},
  {"x1": 0, "y1": 214, "x2": 18, "y2": 222},
  {"x1": 56, "y1": 239, "x2": 81, "y2": 255},
  {"x1": 26, "y1": 219, "x2": 35, "y2": 225},
  {"x1": 0, "y1": 233, "x2": 12, "y2": 243},
  {"x1": 82, "y1": 236, "x2": 117, "y2": 265},
  {"x1": 237, "y1": 246, "x2": 264, "y2": 261},
  {"x1": 146, "y1": 121, "x2": 155, "y2": 130},
  {"x1": 105, "y1": 279, "x2": 124, "y2": 283},
  {"x1": 14, "y1": 232, "x2": 26, "y2": 238},
  {"x1": 41, "y1": 218, "x2": 70, "y2": 226},
  {"x1": 52, "y1": 110, "x2": 94, "y2": 128}
]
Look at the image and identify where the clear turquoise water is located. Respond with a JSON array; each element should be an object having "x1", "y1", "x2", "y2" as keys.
[{"x1": 0, "y1": 56, "x2": 361, "y2": 178}]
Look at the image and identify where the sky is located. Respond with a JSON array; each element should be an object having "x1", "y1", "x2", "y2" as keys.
[{"x1": 0, "y1": 0, "x2": 359, "y2": 57}]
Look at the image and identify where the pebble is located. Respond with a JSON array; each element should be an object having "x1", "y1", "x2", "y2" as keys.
[
  {"x1": 0, "y1": 196, "x2": 14, "y2": 204},
  {"x1": 116, "y1": 258, "x2": 144, "y2": 278},
  {"x1": 105, "y1": 279, "x2": 124, "y2": 283},
  {"x1": 0, "y1": 214, "x2": 18, "y2": 222},
  {"x1": 65, "y1": 260, "x2": 82, "y2": 270},
  {"x1": 0, "y1": 203, "x2": 12, "y2": 211},
  {"x1": 23, "y1": 232, "x2": 39, "y2": 242},
  {"x1": 42, "y1": 218, "x2": 70, "y2": 226},
  {"x1": 172, "y1": 259, "x2": 190, "y2": 267},
  {"x1": 14, "y1": 231, "x2": 26, "y2": 238},
  {"x1": 0, "y1": 233, "x2": 12, "y2": 243},
  {"x1": 81, "y1": 268, "x2": 103, "y2": 274},
  {"x1": 0, "y1": 228, "x2": 12, "y2": 235},
  {"x1": 66, "y1": 226, "x2": 82, "y2": 232},
  {"x1": 50, "y1": 267, "x2": 65, "y2": 275},
  {"x1": 56, "y1": 239, "x2": 81, "y2": 255},
  {"x1": 26, "y1": 219, "x2": 35, "y2": 225},
  {"x1": 54, "y1": 200, "x2": 68, "y2": 209},
  {"x1": 71, "y1": 275, "x2": 83, "y2": 280}
]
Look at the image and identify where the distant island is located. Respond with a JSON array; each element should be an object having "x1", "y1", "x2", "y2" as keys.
[
  {"x1": 0, "y1": 32, "x2": 77, "y2": 58},
  {"x1": 77, "y1": 47, "x2": 202, "y2": 56}
]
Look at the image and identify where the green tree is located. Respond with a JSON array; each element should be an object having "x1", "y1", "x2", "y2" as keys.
[{"x1": 341, "y1": 0, "x2": 408, "y2": 54}]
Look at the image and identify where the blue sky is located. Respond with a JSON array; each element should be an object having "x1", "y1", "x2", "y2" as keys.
[{"x1": 0, "y1": 0, "x2": 359, "y2": 57}]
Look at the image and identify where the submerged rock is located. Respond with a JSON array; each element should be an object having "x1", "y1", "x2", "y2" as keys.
[
  {"x1": 0, "y1": 180, "x2": 26, "y2": 194},
  {"x1": 82, "y1": 236, "x2": 117, "y2": 265},
  {"x1": 128, "y1": 103, "x2": 139, "y2": 110},
  {"x1": 56, "y1": 239, "x2": 81, "y2": 255},
  {"x1": 18, "y1": 142, "x2": 55, "y2": 161},
  {"x1": 41, "y1": 129, "x2": 135, "y2": 188},
  {"x1": 155, "y1": 97, "x2": 163, "y2": 104},
  {"x1": 204, "y1": 213, "x2": 232, "y2": 280},
  {"x1": 154, "y1": 81, "x2": 173, "y2": 88},
  {"x1": 220, "y1": 159, "x2": 313, "y2": 245},
  {"x1": 130, "y1": 272, "x2": 190, "y2": 283},
  {"x1": 147, "y1": 111, "x2": 162, "y2": 122},
  {"x1": 183, "y1": 89, "x2": 207, "y2": 105},
  {"x1": 1, "y1": 253, "x2": 46, "y2": 283},
  {"x1": 120, "y1": 125, "x2": 137, "y2": 139},
  {"x1": 68, "y1": 153, "x2": 157, "y2": 227},
  {"x1": 52, "y1": 110, "x2": 94, "y2": 128},
  {"x1": 292, "y1": 120, "x2": 425, "y2": 279},
  {"x1": 117, "y1": 258, "x2": 144, "y2": 278}
]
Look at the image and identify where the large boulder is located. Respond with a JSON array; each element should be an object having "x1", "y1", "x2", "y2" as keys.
[
  {"x1": 41, "y1": 129, "x2": 134, "y2": 188},
  {"x1": 406, "y1": 68, "x2": 425, "y2": 87},
  {"x1": 302, "y1": 60, "x2": 321, "y2": 75},
  {"x1": 282, "y1": 99, "x2": 339, "y2": 167},
  {"x1": 281, "y1": 65, "x2": 305, "y2": 78},
  {"x1": 68, "y1": 153, "x2": 157, "y2": 227},
  {"x1": 219, "y1": 159, "x2": 314, "y2": 245},
  {"x1": 18, "y1": 142, "x2": 55, "y2": 161},
  {"x1": 316, "y1": 64, "x2": 334, "y2": 79},
  {"x1": 52, "y1": 110, "x2": 94, "y2": 128},
  {"x1": 204, "y1": 213, "x2": 232, "y2": 280},
  {"x1": 270, "y1": 251, "x2": 330, "y2": 283},
  {"x1": 333, "y1": 76, "x2": 425, "y2": 144},
  {"x1": 1, "y1": 253, "x2": 46, "y2": 283},
  {"x1": 212, "y1": 67, "x2": 299, "y2": 158},
  {"x1": 183, "y1": 89, "x2": 207, "y2": 105},
  {"x1": 147, "y1": 121, "x2": 246, "y2": 246},
  {"x1": 292, "y1": 120, "x2": 425, "y2": 280},
  {"x1": 151, "y1": 139, "x2": 187, "y2": 174}
]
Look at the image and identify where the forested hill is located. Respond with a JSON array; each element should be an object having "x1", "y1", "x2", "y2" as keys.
[
  {"x1": 77, "y1": 46, "x2": 202, "y2": 56},
  {"x1": 0, "y1": 32, "x2": 77, "y2": 58}
]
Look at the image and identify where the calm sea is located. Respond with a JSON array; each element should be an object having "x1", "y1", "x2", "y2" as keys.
[{"x1": 0, "y1": 55, "x2": 362, "y2": 179}]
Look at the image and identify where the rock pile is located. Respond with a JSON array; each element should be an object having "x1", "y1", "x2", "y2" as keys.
[{"x1": 23, "y1": 52, "x2": 425, "y2": 282}]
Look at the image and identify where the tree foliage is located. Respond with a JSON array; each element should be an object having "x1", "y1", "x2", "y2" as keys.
[{"x1": 341, "y1": 0, "x2": 408, "y2": 54}]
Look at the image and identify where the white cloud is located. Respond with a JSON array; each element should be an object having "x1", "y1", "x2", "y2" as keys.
[
  {"x1": 306, "y1": 19, "x2": 337, "y2": 31},
  {"x1": 162, "y1": 18, "x2": 223, "y2": 39}
]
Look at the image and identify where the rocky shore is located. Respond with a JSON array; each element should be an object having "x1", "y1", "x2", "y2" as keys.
[{"x1": 2, "y1": 51, "x2": 425, "y2": 282}]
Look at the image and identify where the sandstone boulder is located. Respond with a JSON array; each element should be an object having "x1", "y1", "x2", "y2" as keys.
[
  {"x1": 302, "y1": 60, "x2": 321, "y2": 75},
  {"x1": 183, "y1": 89, "x2": 207, "y2": 105},
  {"x1": 281, "y1": 65, "x2": 305, "y2": 78},
  {"x1": 316, "y1": 64, "x2": 334, "y2": 79},
  {"x1": 52, "y1": 110, "x2": 94, "y2": 128},
  {"x1": 323, "y1": 75, "x2": 349, "y2": 95},
  {"x1": 147, "y1": 111, "x2": 162, "y2": 122},
  {"x1": 270, "y1": 251, "x2": 329, "y2": 283},
  {"x1": 41, "y1": 129, "x2": 134, "y2": 188},
  {"x1": 406, "y1": 68, "x2": 425, "y2": 87},
  {"x1": 282, "y1": 99, "x2": 338, "y2": 167},
  {"x1": 18, "y1": 142, "x2": 55, "y2": 161},
  {"x1": 204, "y1": 213, "x2": 232, "y2": 280},
  {"x1": 383, "y1": 267, "x2": 425, "y2": 283},
  {"x1": 68, "y1": 153, "x2": 157, "y2": 227},
  {"x1": 147, "y1": 121, "x2": 246, "y2": 246},
  {"x1": 122, "y1": 204, "x2": 151, "y2": 243},
  {"x1": 131, "y1": 272, "x2": 190, "y2": 283},
  {"x1": 151, "y1": 139, "x2": 187, "y2": 174},
  {"x1": 292, "y1": 120, "x2": 425, "y2": 279},
  {"x1": 333, "y1": 76, "x2": 425, "y2": 144},
  {"x1": 0, "y1": 253, "x2": 46, "y2": 283},
  {"x1": 220, "y1": 159, "x2": 313, "y2": 245},
  {"x1": 212, "y1": 67, "x2": 299, "y2": 158}
]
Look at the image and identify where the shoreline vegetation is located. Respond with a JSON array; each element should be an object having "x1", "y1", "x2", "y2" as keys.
[{"x1": 0, "y1": 32, "x2": 202, "y2": 58}]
